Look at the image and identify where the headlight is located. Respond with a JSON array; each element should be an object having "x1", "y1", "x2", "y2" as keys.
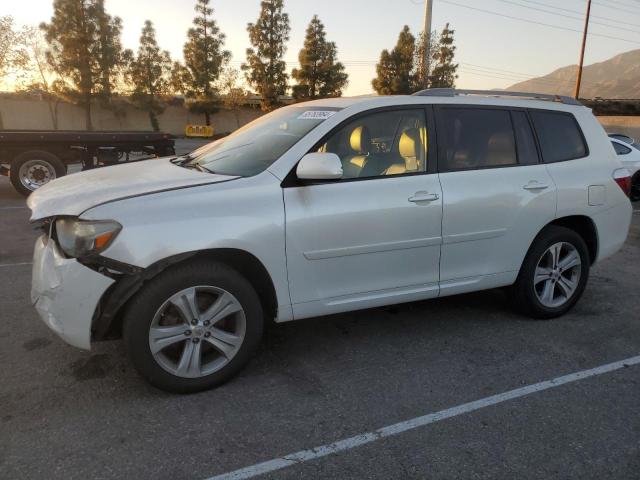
[{"x1": 55, "y1": 218, "x2": 122, "y2": 258}]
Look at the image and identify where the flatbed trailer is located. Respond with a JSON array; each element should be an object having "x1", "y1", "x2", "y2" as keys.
[{"x1": 0, "y1": 130, "x2": 175, "y2": 196}]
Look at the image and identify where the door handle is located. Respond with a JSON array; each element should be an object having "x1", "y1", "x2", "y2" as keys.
[
  {"x1": 523, "y1": 181, "x2": 549, "y2": 191},
  {"x1": 409, "y1": 192, "x2": 439, "y2": 203}
]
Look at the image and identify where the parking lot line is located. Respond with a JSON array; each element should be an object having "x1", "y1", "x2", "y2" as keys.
[
  {"x1": 0, "y1": 262, "x2": 32, "y2": 268},
  {"x1": 0, "y1": 206, "x2": 28, "y2": 210},
  {"x1": 206, "y1": 354, "x2": 640, "y2": 480}
]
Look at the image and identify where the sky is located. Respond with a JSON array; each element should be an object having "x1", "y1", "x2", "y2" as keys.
[{"x1": 4, "y1": 0, "x2": 640, "y2": 96}]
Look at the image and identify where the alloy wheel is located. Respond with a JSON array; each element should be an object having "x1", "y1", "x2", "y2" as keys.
[
  {"x1": 148, "y1": 286, "x2": 246, "y2": 378},
  {"x1": 534, "y1": 242, "x2": 582, "y2": 308}
]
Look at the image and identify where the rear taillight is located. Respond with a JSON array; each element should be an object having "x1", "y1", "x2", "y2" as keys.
[{"x1": 613, "y1": 168, "x2": 631, "y2": 197}]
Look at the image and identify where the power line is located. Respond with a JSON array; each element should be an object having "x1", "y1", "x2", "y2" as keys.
[
  {"x1": 439, "y1": 0, "x2": 640, "y2": 45},
  {"x1": 597, "y1": 0, "x2": 640, "y2": 11},
  {"x1": 519, "y1": 0, "x2": 640, "y2": 28},
  {"x1": 593, "y1": 0, "x2": 640, "y2": 15},
  {"x1": 494, "y1": 0, "x2": 640, "y2": 35},
  {"x1": 459, "y1": 65, "x2": 600, "y2": 88}
]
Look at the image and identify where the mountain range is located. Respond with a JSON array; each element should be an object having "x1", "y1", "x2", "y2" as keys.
[{"x1": 507, "y1": 49, "x2": 640, "y2": 99}]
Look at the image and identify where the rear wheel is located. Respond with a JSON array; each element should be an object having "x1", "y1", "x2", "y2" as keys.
[
  {"x1": 123, "y1": 260, "x2": 264, "y2": 393},
  {"x1": 630, "y1": 171, "x2": 640, "y2": 202},
  {"x1": 10, "y1": 150, "x2": 66, "y2": 196},
  {"x1": 512, "y1": 226, "x2": 590, "y2": 319}
]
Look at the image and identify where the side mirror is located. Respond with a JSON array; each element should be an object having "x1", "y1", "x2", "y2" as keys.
[{"x1": 296, "y1": 153, "x2": 343, "y2": 181}]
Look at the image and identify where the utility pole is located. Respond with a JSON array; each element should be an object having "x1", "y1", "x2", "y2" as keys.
[
  {"x1": 422, "y1": 0, "x2": 434, "y2": 89},
  {"x1": 574, "y1": 0, "x2": 591, "y2": 99}
]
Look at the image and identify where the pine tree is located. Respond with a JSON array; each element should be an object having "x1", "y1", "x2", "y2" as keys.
[
  {"x1": 40, "y1": 0, "x2": 122, "y2": 130},
  {"x1": 41, "y1": 0, "x2": 96, "y2": 130},
  {"x1": 372, "y1": 26, "x2": 416, "y2": 95},
  {"x1": 182, "y1": 0, "x2": 230, "y2": 125},
  {"x1": 169, "y1": 61, "x2": 189, "y2": 96},
  {"x1": 429, "y1": 23, "x2": 458, "y2": 89},
  {"x1": 243, "y1": 0, "x2": 290, "y2": 111},
  {"x1": 291, "y1": 15, "x2": 347, "y2": 101},
  {"x1": 94, "y1": 0, "x2": 124, "y2": 105},
  {"x1": 125, "y1": 20, "x2": 172, "y2": 131}
]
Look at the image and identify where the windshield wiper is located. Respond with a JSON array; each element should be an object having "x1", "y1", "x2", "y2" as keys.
[
  {"x1": 171, "y1": 154, "x2": 195, "y2": 166},
  {"x1": 193, "y1": 163, "x2": 216, "y2": 174}
]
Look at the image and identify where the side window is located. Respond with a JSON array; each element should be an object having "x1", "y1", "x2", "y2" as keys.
[
  {"x1": 530, "y1": 111, "x2": 587, "y2": 162},
  {"x1": 511, "y1": 111, "x2": 539, "y2": 165},
  {"x1": 612, "y1": 141, "x2": 631, "y2": 155},
  {"x1": 440, "y1": 108, "x2": 517, "y2": 171},
  {"x1": 317, "y1": 109, "x2": 427, "y2": 180}
]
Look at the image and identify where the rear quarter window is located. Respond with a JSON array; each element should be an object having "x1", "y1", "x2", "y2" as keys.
[
  {"x1": 612, "y1": 141, "x2": 632, "y2": 155},
  {"x1": 530, "y1": 110, "x2": 587, "y2": 163}
]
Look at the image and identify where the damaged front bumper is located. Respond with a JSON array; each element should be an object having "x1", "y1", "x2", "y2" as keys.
[{"x1": 31, "y1": 235, "x2": 114, "y2": 350}]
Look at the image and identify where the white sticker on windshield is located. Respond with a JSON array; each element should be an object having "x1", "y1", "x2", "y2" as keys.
[{"x1": 297, "y1": 110, "x2": 336, "y2": 120}]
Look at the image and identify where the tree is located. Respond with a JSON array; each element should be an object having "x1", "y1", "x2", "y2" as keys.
[
  {"x1": 41, "y1": 0, "x2": 123, "y2": 130},
  {"x1": 19, "y1": 26, "x2": 62, "y2": 129},
  {"x1": 291, "y1": 15, "x2": 348, "y2": 101},
  {"x1": 125, "y1": 20, "x2": 172, "y2": 131},
  {"x1": 243, "y1": 0, "x2": 290, "y2": 111},
  {"x1": 169, "y1": 61, "x2": 189, "y2": 96},
  {"x1": 372, "y1": 25, "x2": 415, "y2": 95},
  {"x1": 429, "y1": 23, "x2": 458, "y2": 89},
  {"x1": 93, "y1": 0, "x2": 124, "y2": 105},
  {"x1": 217, "y1": 67, "x2": 247, "y2": 130},
  {"x1": 181, "y1": 0, "x2": 230, "y2": 125},
  {"x1": 0, "y1": 16, "x2": 28, "y2": 128}
]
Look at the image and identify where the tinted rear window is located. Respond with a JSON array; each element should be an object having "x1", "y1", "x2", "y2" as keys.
[
  {"x1": 440, "y1": 108, "x2": 517, "y2": 170},
  {"x1": 530, "y1": 111, "x2": 587, "y2": 162}
]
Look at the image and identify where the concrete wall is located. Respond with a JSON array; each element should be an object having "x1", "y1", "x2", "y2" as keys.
[
  {"x1": 597, "y1": 116, "x2": 640, "y2": 140},
  {"x1": 1, "y1": 96, "x2": 639, "y2": 141},
  {"x1": 0, "y1": 97, "x2": 263, "y2": 136}
]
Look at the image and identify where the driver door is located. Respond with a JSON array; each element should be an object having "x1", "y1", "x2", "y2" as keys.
[{"x1": 283, "y1": 107, "x2": 443, "y2": 319}]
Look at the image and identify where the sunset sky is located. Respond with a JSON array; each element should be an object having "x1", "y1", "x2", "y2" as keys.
[{"x1": 4, "y1": 0, "x2": 640, "y2": 96}]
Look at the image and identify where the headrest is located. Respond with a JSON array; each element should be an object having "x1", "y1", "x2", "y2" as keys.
[
  {"x1": 487, "y1": 132, "x2": 515, "y2": 165},
  {"x1": 349, "y1": 126, "x2": 372, "y2": 154},
  {"x1": 488, "y1": 132, "x2": 513, "y2": 151},
  {"x1": 399, "y1": 128, "x2": 422, "y2": 158}
]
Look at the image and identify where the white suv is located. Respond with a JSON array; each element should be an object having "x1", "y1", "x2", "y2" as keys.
[{"x1": 28, "y1": 89, "x2": 633, "y2": 392}]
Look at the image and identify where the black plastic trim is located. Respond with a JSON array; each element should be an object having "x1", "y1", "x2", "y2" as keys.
[{"x1": 91, "y1": 252, "x2": 196, "y2": 340}]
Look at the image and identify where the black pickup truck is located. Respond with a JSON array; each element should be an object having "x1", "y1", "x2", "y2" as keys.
[{"x1": 0, "y1": 130, "x2": 175, "y2": 196}]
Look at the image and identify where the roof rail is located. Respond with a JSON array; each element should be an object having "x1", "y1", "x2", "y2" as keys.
[{"x1": 411, "y1": 88, "x2": 583, "y2": 106}]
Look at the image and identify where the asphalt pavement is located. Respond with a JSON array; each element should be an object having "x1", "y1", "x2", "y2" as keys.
[{"x1": 0, "y1": 143, "x2": 639, "y2": 479}]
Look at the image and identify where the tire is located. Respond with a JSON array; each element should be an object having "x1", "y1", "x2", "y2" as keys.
[
  {"x1": 157, "y1": 146, "x2": 175, "y2": 157},
  {"x1": 630, "y1": 172, "x2": 640, "y2": 202},
  {"x1": 122, "y1": 260, "x2": 264, "y2": 393},
  {"x1": 10, "y1": 150, "x2": 66, "y2": 196},
  {"x1": 511, "y1": 226, "x2": 590, "y2": 319}
]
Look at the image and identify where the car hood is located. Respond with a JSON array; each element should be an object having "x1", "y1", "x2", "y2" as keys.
[{"x1": 28, "y1": 158, "x2": 238, "y2": 220}]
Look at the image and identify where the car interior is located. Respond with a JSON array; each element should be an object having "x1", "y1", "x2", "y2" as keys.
[{"x1": 318, "y1": 110, "x2": 427, "y2": 179}]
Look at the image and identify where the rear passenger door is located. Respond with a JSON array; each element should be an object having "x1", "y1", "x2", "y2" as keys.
[{"x1": 435, "y1": 106, "x2": 557, "y2": 295}]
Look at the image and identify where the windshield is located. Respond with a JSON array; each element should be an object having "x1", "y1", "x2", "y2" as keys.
[{"x1": 185, "y1": 106, "x2": 341, "y2": 177}]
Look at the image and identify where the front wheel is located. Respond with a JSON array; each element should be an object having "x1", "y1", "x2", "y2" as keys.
[
  {"x1": 123, "y1": 260, "x2": 264, "y2": 393},
  {"x1": 511, "y1": 226, "x2": 590, "y2": 319}
]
